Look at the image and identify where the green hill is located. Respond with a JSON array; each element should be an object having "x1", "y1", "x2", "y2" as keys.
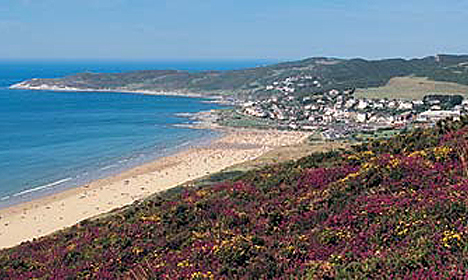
[
  {"x1": 12, "y1": 54, "x2": 468, "y2": 99},
  {"x1": 2, "y1": 117, "x2": 468, "y2": 278}
]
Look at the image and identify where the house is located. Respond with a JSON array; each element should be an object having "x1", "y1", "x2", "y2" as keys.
[
  {"x1": 357, "y1": 100, "x2": 368, "y2": 110},
  {"x1": 417, "y1": 110, "x2": 461, "y2": 122},
  {"x1": 345, "y1": 99, "x2": 357, "y2": 108},
  {"x1": 369, "y1": 113, "x2": 394, "y2": 124},
  {"x1": 355, "y1": 113, "x2": 367, "y2": 123},
  {"x1": 398, "y1": 102, "x2": 413, "y2": 110}
]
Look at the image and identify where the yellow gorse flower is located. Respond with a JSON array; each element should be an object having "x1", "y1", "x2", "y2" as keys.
[
  {"x1": 196, "y1": 189, "x2": 209, "y2": 198},
  {"x1": 191, "y1": 271, "x2": 214, "y2": 280},
  {"x1": 388, "y1": 158, "x2": 400, "y2": 168},
  {"x1": 408, "y1": 150, "x2": 427, "y2": 158},
  {"x1": 346, "y1": 151, "x2": 374, "y2": 161},
  {"x1": 433, "y1": 146, "x2": 452, "y2": 160},
  {"x1": 442, "y1": 230, "x2": 462, "y2": 248},
  {"x1": 140, "y1": 214, "x2": 160, "y2": 223},
  {"x1": 339, "y1": 171, "x2": 360, "y2": 183},
  {"x1": 177, "y1": 259, "x2": 192, "y2": 267}
]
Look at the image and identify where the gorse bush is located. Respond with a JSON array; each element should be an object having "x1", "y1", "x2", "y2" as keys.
[{"x1": 2, "y1": 117, "x2": 468, "y2": 279}]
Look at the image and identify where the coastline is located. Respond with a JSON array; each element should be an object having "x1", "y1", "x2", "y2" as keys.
[
  {"x1": 9, "y1": 83, "x2": 231, "y2": 103},
  {"x1": 0, "y1": 85, "x2": 228, "y2": 209},
  {"x1": 0, "y1": 128, "x2": 310, "y2": 249},
  {"x1": 0, "y1": 129, "x2": 221, "y2": 210}
]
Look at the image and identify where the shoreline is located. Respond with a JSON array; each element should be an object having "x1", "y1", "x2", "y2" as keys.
[
  {"x1": 9, "y1": 83, "x2": 234, "y2": 104},
  {"x1": 0, "y1": 129, "x2": 221, "y2": 210},
  {"x1": 0, "y1": 86, "x2": 230, "y2": 209},
  {"x1": 0, "y1": 128, "x2": 310, "y2": 249}
]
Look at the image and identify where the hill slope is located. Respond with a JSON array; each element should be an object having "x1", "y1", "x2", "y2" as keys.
[
  {"x1": 2, "y1": 117, "x2": 468, "y2": 278},
  {"x1": 11, "y1": 54, "x2": 468, "y2": 98},
  {"x1": 356, "y1": 76, "x2": 468, "y2": 99}
]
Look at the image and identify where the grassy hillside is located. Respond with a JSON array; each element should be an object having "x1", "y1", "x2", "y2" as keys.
[
  {"x1": 2, "y1": 118, "x2": 468, "y2": 278},
  {"x1": 15, "y1": 54, "x2": 468, "y2": 98},
  {"x1": 356, "y1": 76, "x2": 468, "y2": 100}
]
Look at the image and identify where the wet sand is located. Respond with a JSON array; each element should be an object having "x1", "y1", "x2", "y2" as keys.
[{"x1": 0, "y1": 128, "x2": 309, "y2": 249}]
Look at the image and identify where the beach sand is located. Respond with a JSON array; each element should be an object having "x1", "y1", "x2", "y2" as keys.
[{"x1": 0, "y1": 129, "x2": 309, "y2": 249}]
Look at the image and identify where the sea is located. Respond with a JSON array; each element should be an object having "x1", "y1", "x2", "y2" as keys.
[{"x1": 0, "y1": 60, "x2": 271, "y2": 208}]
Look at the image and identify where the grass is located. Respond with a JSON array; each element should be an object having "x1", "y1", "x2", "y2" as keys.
[
  {"x1": 355, "y1": 76, "x2": 468, "y2": 100},
  {"x1": 353, "y1": 129, "x2": 401, "y2": 141},
  {"x1": 217, "y1": 109, "x2": 278, "y2": 129}
]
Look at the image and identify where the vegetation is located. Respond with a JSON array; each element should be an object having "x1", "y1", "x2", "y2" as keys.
[
  {"x1": 2, "y1": 117, "x2": 468, "y2": 279},
  {"x1": 352, "y1": 128, "x2": 401, "y2": 141},
  {"x1": 423, "y1": 94, "x2": 464, "y2": 109},
  {"x1": 17, "y1": 54, "x2": 468, "y2": 99},
  {"x1": 356, "y1": 76, "x2": 468, "y2": 100},
  {"x1": 216, "y1": 109, "x2": 278, "y2": 129}
]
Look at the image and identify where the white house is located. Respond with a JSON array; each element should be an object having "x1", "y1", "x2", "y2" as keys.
[{"x1": 417, "y1": 110, "x2": 461, "y2": 122}]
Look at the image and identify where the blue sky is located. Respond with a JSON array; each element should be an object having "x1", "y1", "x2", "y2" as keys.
[{"x1": 1, "y1": 0, "x2": 467, "y2": 60}]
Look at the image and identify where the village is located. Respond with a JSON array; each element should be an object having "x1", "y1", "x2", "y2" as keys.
[{"x1": 238, "y1": 76, "x2": 466, "y2": 140}]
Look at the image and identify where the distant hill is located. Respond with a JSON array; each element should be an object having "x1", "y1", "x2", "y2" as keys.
[
  {"x1": 11, "y1": 54, "x2": 468, "y2": 99},
  {"x1": 2, "y1": 116, "x2": 468, "y2": 278}
]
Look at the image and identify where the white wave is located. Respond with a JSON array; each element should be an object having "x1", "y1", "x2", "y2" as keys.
[
  {"x1": 178, "y1": 141, "x2": 192, "y2": 147},
  {"x1": 12, "y1": 178, "x2": 73, "y2": 197},
  {"x1": 100, "y1": 164, "x2": 119, "y2": 171}
]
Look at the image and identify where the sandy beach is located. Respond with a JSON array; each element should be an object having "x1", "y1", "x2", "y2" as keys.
[{"x1": 0, "y1": 129, "x2": 309, "y2": 249}]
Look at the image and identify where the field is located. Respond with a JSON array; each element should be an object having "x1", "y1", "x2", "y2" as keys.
[
  {"x1": 356, "y1": 76, "x2": 468, "y2": 100},
  {"x1": 353, "y1": 129, "x2": 401, "y2": 141},
  {"x1": 216, "y1": 109, "x2": 278, "y2": 129}
]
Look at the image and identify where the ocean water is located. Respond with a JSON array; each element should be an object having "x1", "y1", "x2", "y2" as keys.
[{"x1": 0, "y1": 60, "x2": 270, "y2": 208}]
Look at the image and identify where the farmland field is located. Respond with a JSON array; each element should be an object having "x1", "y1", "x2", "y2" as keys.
[{"x1": 356, "y1": 76, "x2": 468, "y2": 99}]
